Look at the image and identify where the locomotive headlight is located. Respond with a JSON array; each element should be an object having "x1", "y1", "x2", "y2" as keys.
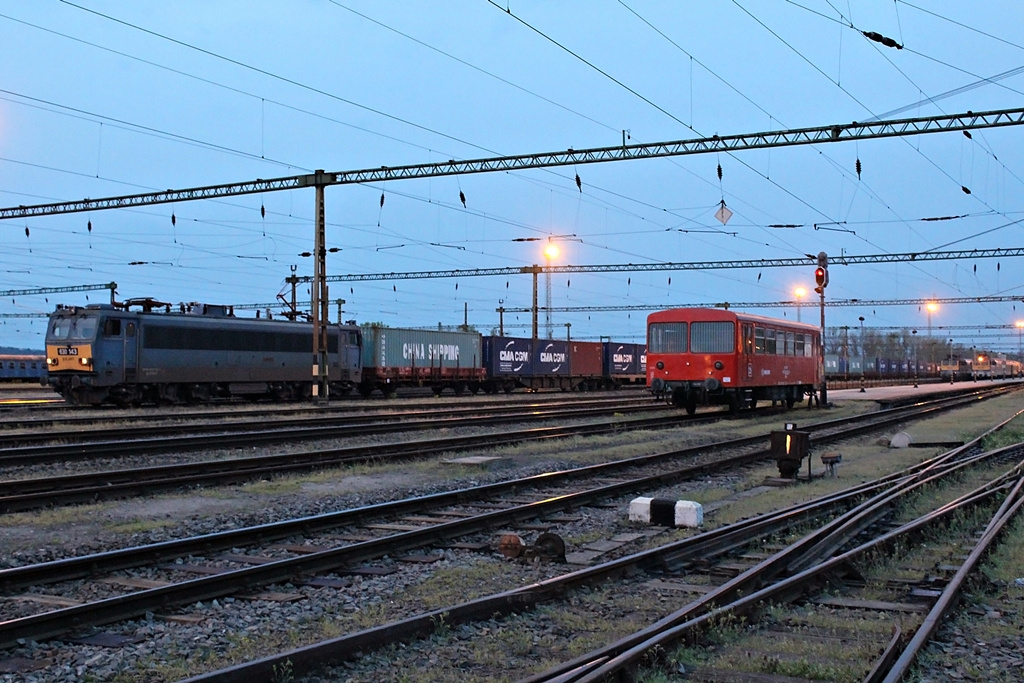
[
  {"x1": 46, "y1": 357, "x2": 57, "y2": 366},
  {"x1": 78, "y1": 357, "x2": 92, "y2": 366},
  {"x1": 655, "y1": 361, "x2": 664, "y2": 370},
  {"x1": 714, "y1": 361, "x2": 724, "y2": 370}
]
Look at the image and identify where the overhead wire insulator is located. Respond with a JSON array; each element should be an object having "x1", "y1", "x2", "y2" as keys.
[
  {"x1": 862, "y1": 30, "x2": 903, "y2": 49},
  {"x1": 379, "y1": 193, "x2": 385, "y2": 208},
  {"x1": 961, "y1": 186, "x2": 972, "y2": 195},
  {"x1": 87, "y1": 220, "x2": 92, "y2": 233},
  {"x1": 575, "y1": 173, "x2": 581, "y2": 192},
  {"x1": 459, "y1": 190, "x2": 466, "y2": 208},
  {"x1": 717, "y1": 163, "x2": 723, "y2": 181},
  {"x1": 963, "y1": 130, "x2": 972, "y2": 139},
  {"x1": 261, "y1": 204, "x2": 266, "y2": 218},
  {"x1": 171, "y1": 213, "x2": 176, "y2": 226},
  {"x1": 855, "y1": 158, "x2": 862, "y2": 179}
]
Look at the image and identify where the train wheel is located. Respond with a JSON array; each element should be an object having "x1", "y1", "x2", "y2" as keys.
[
  {"x1": 785, "y1": 396, "x2": 796, "y2": 409},
  {"x1": 727, "y1": 393, "x2": 741, "y2": 414}
]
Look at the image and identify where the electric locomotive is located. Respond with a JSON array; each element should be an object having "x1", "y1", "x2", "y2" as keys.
[
  {"x1": 647, "y1": 308, "x2": 821, "y2": 414},
  {"x1": 45, "y1": 298, "x2": 361, "y2": 405}
]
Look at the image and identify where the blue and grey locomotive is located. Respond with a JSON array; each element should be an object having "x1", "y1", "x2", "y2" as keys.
[{"x1": 45, "y1": 298, "x2": 361, "y2": 405}]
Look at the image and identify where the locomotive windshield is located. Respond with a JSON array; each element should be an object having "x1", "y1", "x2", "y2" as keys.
[
  {"x1": 47, "y1": 314, "x2": 99, "y2": 342},
  {"x1": 690, "y1": 322, "x2": 734, "y2": 353},
  {"x1": 648, "y1": 322, "x2": 687, "y2": 353}
]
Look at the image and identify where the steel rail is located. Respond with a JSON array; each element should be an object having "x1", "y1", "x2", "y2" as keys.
[
  {"x1": 567, "y1": 451, "x2": 1024, "y2": 683},
  {"x1": 0, "y1": 386, "x2": 999, "y2": 512},
  {"x1": 0, "y1": 390, "x2": 986, "y2": 648},
  {"x1": 175, "y1": 443, "x2": 1024, "y2": 683},
  {"x1": 0, "y1": 398, "x2": 663, "y2": 461},
  {"x1": 0, "y1": 397, "x2": 663, "y2": 466},
  {"x1": 880, "y1": 466, "x2": 1024, "y2": 682},
  {"x1": 0, "y1": 385, "x2": 1004, "y2": 512}
]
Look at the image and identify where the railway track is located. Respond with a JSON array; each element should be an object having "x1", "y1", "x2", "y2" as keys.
[
  {"x1": 0, "y1": 386, "x2": 1012, "y2": 662},
  {"x1": 175, "y1": 407, "x2": 1024, "y2": 683},
  {"x1": 1, "y1": 385, "x2": 1012, "y2": 512}
]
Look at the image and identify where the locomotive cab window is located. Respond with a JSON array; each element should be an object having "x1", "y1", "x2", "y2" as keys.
[
  {"x1": 648, "y1": 322, "x2": 687, "y2": 353},
  {"x1": 690, "y1": 322, "x2": 734, "y2": 353},
  {"x1": 50, "y1": 315, "x2": 99, "y2": 341},
  {"x1": 103, "y1": 319, "x2": 122, "y2": 337}
]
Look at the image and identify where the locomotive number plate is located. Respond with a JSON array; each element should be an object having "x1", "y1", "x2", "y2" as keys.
[{"x1": 57, "y1": 347, "x2": 79, "y2": 356}]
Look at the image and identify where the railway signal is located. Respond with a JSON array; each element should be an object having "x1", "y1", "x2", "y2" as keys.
[{"x1": 814, "y1": 252, "x2": 829, "y2": 293}]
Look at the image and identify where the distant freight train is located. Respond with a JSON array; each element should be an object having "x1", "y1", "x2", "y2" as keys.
[{"x1": 43, "y1": 299, "x2": 646, "y2": 406}]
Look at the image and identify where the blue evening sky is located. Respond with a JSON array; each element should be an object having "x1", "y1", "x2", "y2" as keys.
[{"x1": 1, "y1": 1, "x2": 1023, "y2": 353}]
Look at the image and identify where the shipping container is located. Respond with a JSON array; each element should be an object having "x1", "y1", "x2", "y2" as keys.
[
  {"x1": 359, "y1": 326, "x2": 484, "y2": 396},
  {"x1": 482, "y1": 336, "x2": 533, "y2": 377},
  {"x1": 570, "y1": 341, "x2": 604, "y2": 379},
  {"x1": 534, "y1": 339, "x2": 571, "y2": 376}
]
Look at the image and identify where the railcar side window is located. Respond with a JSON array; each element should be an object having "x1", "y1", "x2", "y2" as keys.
[
  {"x1": 742, "y1": 324, "x2": 754, "y2": 355},
  {"x1": 690, "y1": 322, "x2": 734, "y2": 353},
  {"x1": 765, "y1": 329, "x2": 777, "y2": 355},
  {"x1": 785, "y1": 332, "x2": 795, "y2": 355},
  {"x1": 794, "y1": 333, "x2": 805, "y2": 356},
  {"x1": 648, "y1": 322, "x2": 687, "y2": 353},
  {"x1": 754, "y1": 327, "x2": 765, "y2": 354}
]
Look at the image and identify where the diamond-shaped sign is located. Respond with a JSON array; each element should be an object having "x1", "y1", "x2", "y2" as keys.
[{"x1": 715, "y1": 202, "x2": 733, "y2": 225}]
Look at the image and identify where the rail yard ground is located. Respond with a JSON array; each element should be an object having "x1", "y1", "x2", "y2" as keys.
[{"x1": 0, "y1": 382, "x2": 1022, "y2": 681}]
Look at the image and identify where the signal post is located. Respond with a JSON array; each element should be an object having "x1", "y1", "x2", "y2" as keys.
[{"x1": 814, "y1": 252, "x2": 829, "y2": 407}]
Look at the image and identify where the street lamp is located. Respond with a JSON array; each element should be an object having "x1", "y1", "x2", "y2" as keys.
[
  {"x1": 794, "y1": 286, "x2": 806, "y2": 322},
  {"x1": 1016, "y1": 321, "x2": 1024, "y2": 363}
]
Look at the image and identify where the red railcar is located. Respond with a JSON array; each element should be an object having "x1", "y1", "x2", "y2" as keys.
[{"x1": 646, "y1": 308, "x2": 821, "y2": 414}]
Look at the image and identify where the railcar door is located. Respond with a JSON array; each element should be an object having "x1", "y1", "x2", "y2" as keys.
[{"x1": 741, "y1": 323, "x2": 754, "y2": 382}]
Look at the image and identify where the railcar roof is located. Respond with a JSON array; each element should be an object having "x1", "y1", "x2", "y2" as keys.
[{"x1": 646, "y1": 307, "x2": 820, "y2": 332}]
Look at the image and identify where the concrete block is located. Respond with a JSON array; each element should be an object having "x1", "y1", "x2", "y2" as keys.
[{"x1": 629, "y1": 497, "x2": 703, "y2": 528}]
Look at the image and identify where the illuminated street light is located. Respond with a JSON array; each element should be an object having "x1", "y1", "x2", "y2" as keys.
[
  {"x1": 794, "y1": 286, "x2": 806, "y2": 322},
  {"x1": 1016, "y1": 320, "x2": 1024, "y2": 362}
]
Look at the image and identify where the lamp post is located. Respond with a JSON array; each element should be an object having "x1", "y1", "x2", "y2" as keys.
[
  {"x1": 911, "y1": 329, "x2": 918, "y2": 388},
  {"x1": 925, "y1": 302, "x2": 938, "y2": 364},
  {"x1": 543, "y1": 242, "x2": 559, "y2": 340},
  {"x1": 949, "y1": 338, "x2": 954, "y2": 384},
  {"x1": 858, "y1": 316, "x2": 866, "y2": 392},
  {"x1": 794, "y1": 286, "x2": 806, "y2": 322},
  {"x1": 1016, "y1": 321, "x2": 1024, "y2": 363}
]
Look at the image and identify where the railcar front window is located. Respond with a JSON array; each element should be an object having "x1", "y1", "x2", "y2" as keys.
[
  {"x1": 690, "y1": 322, "x2": 734, "y2": 353},
  {"x1": 648, "y1": 322, "x2": 687, "y2": 353}
]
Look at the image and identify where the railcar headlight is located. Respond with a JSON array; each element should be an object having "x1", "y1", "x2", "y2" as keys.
[
  {"x1": 655, "y1": 361, "x2": 664, "y2": 370},
  {"x1": 714, "y1": 361, "x2": 724, "y2": 370}
]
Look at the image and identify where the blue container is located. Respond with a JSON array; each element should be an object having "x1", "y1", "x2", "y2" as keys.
[{"x1": 483, "y1": 336, "x2": 533, "y2": 377}]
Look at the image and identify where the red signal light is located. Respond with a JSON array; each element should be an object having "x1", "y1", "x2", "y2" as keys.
[{"x1": 814, "y1": 267, "x2": 826, "y2": 287}]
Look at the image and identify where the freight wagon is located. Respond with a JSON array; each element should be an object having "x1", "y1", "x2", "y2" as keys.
[{"x1": 44, "y1": 298, "x2": 650, "y2": 405}]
